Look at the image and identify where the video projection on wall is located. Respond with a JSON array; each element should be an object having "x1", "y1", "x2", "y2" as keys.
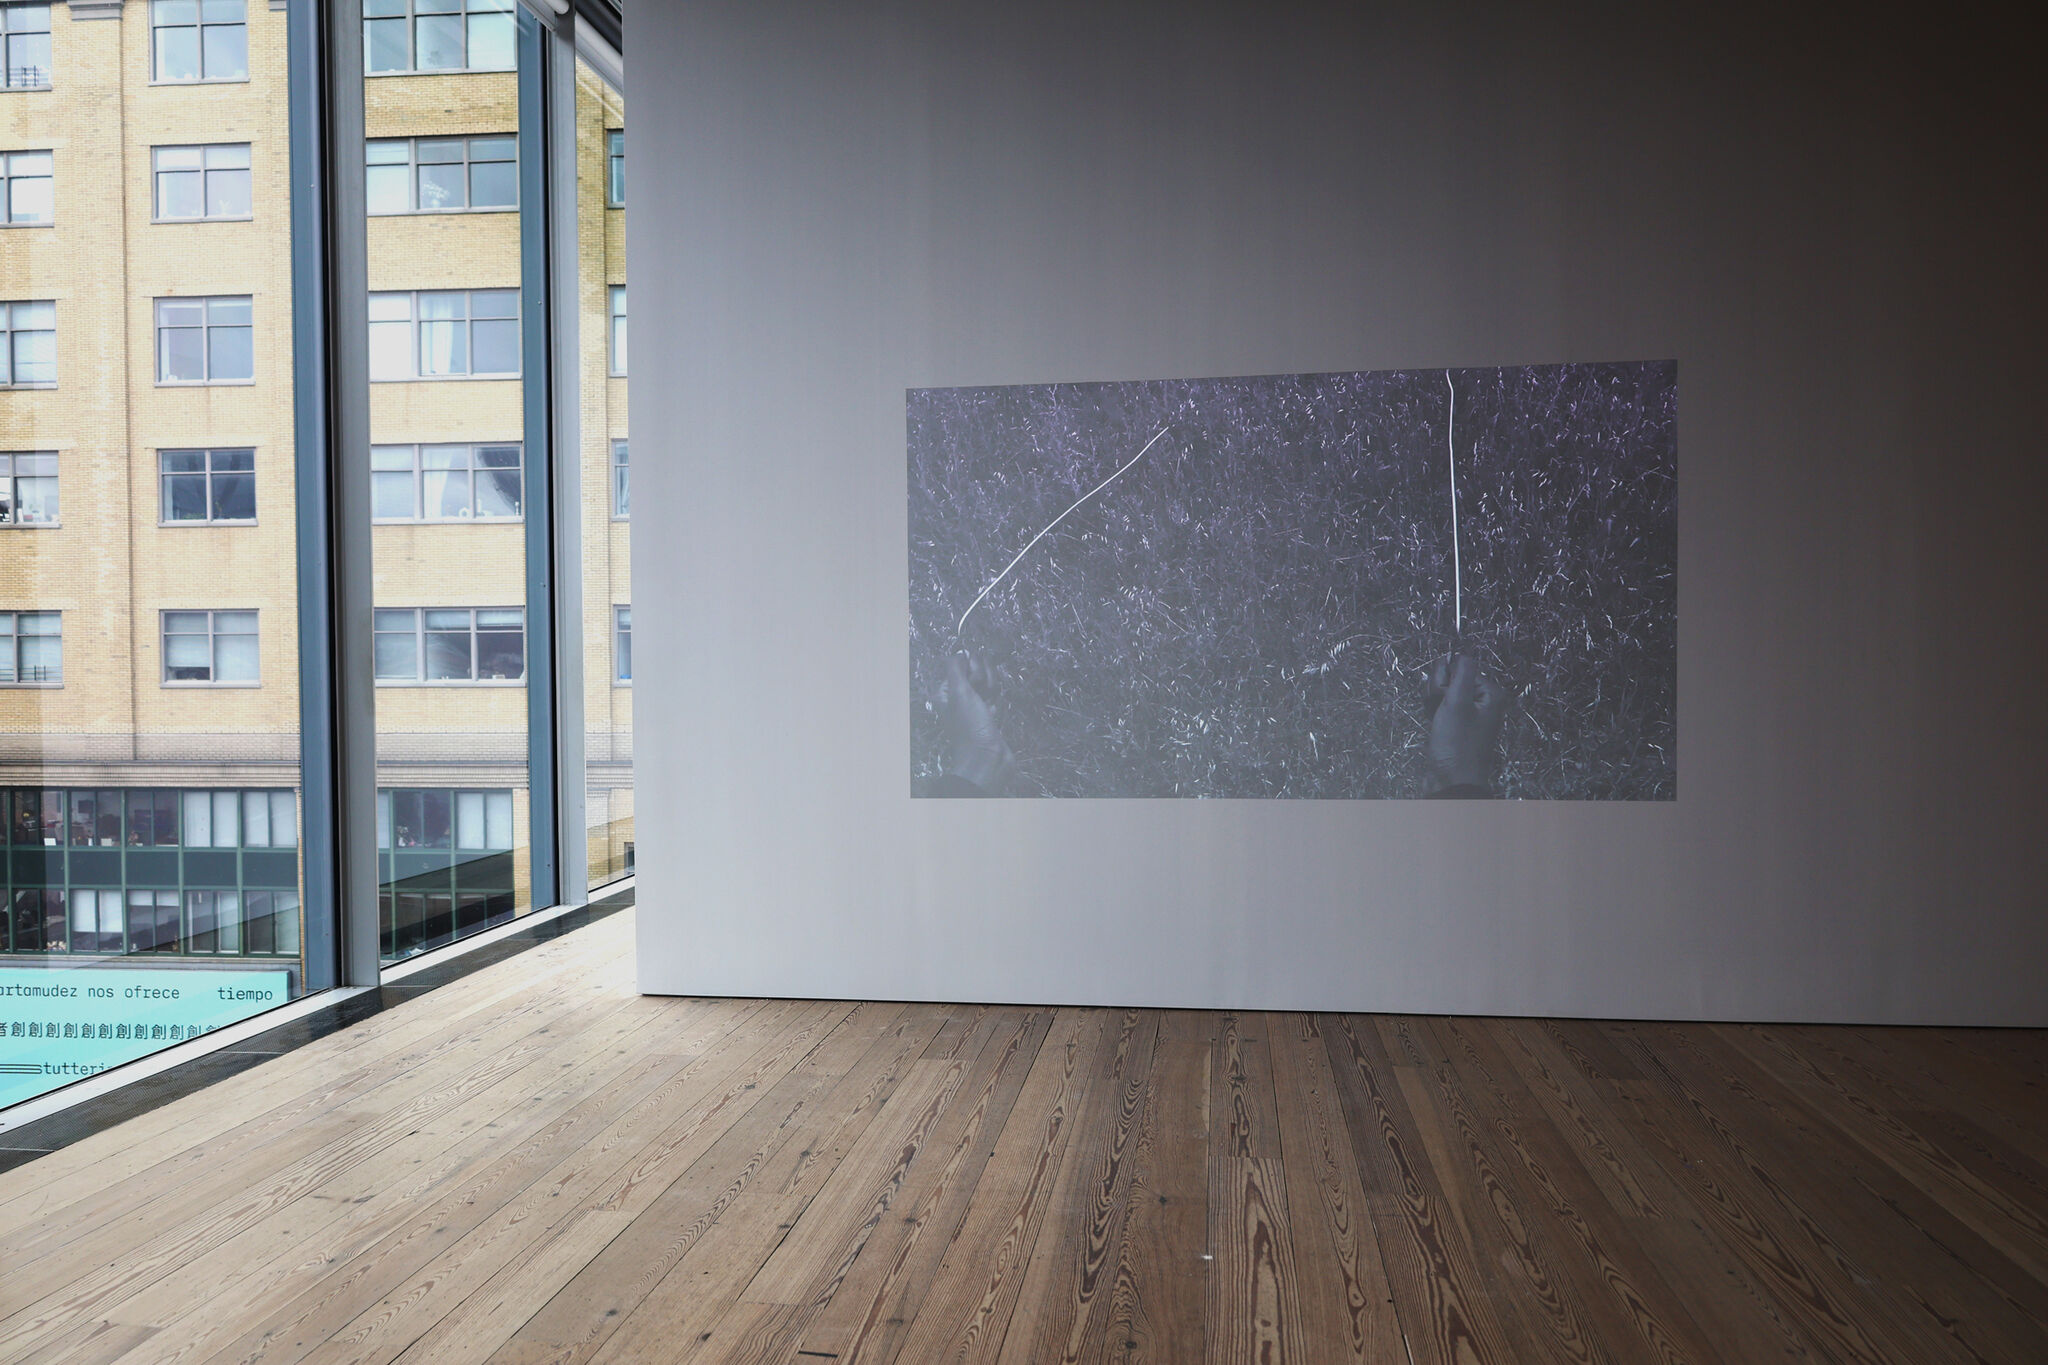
[{"x1": 909, "y1": 363, "x2": 1676, "y2": 799}]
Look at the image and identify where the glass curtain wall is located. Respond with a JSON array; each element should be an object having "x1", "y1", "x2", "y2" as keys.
[
  {"x1": 363, "y1": 0, "x2": 531, "y2": 961},
  {"x1": 0, "y1": 0, "x2": 311, "y2": 1108},
  {"x1": 575, "y1": 55, "x2": 630, "y2": 889}
]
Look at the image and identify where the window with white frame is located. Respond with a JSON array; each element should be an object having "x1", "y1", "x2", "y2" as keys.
[
  {"x1": 1, "y1": 452, "x2": 56, "y2": 524},
  {"x1": 364, "y1": 0, "x2": 514, "y2": 76},
  {"x1": 606, "y1": 129, "x2": 623, "y2": 206},
  {"x1": 160, "y1": 448, "x2": 255, "y2": 523},
  {"x1": 366, "y1": 135, "x2": 515, "y2": 214},
  {"x1": 153, "y1": 144, "x2": 251, "y2": 220},
  {"x1": 371, "y1": 443, "x2": 521, "y2": 521},
  {"x1": 368, "y1": 290, "x2": 518, "y2": 380},
  {"x1": 0, "y1": 300, "x2": 54, "y2": 386},
  {"x1": 162, "y1": 609, "x2": 258, "y2": 684},
  {"x1": 177, "y1": 789, "x2": 298, "y2": 847},
  {"x1": 0, "y1": 150, "x2": 51, "y2": 225},
  {"x1": 1, "y1": 5, "x2": 51, "y2": 91},
  {"x1": 614, "y1": 605, "x2": 631, "y2": 682},
  {"x1": 151, "y1": 0, "x2": 247, "y2": 83},
  {"x1": 156, "y1": 296, "x2": 253, "y2": 383},
  {"x1": 373, "y1": 607, "x2": 524, "y2": 683},
  {"x1": 611, "y1": 439, "x2": 628, "y2": 518},
  {"x1": 378, "y1": 787, "x2": 513, "y2": 851},
  {"x1": 608, "y1": 284, "x2": 625, "y2": 375},
  {"x1": 0, "y1": 610, "x2": 60, "y2": 684}
]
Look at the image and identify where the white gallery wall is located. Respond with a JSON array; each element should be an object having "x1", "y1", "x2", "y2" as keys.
[{"x1": 628, "y1": 0, "x2": 2048, "y2": 1023}]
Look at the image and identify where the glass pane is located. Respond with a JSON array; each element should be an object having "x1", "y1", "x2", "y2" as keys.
[
  {"x1": 365, "y1": 16, "x2": 408, "y2": 73},
  {"x1": 156, "y1": 26, "x2": 200, "y2": 81},
  {"x1": 160, "y1": 326, "x2": 204, "y2": 381},
  {"x1": 209, "y1": 321, "x2": 255, "y2": 381},
  {"x1": 578, "y1": 57, "x2": 633, "y2": 888},
  {"x1": 160, "y1": 169, "x2": 204, "y2": 218},
  {"x1": 213, "y1": 471, "x2": 256, "y2": 520},
  {"x1": 367, "y1": 9, "x2": 534, "y2": 962},
  {"x1": 208, "y1": 168, "x2": 251, "y2": 216},
  {"x1": 201, "y1": 23, "x2": 246, "y2": 80},
  {"x1": 165, "y1": 472, "x2": 210, "y2": 520}
]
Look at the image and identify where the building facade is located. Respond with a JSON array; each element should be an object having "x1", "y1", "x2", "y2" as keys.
[{"x1": 0, "y1": 0, "x2": 629, "y2": 989}]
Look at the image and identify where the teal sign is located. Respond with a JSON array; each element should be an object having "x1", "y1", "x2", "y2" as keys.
[{"x1": 0, "y1": 967, "x2": 291, "y2": 1108}]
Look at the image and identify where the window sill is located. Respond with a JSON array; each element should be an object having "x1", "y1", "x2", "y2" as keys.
[
  {"x1": 0, "y1": 522, "x2": 60, "y2": 529},
  {"x1": 366, "y1": 67, "x2": 516, "y2": 79},
  {"x1": 370, "y1": 374, "x2": 522, "y2": 384},
  {"x1": 0, "y1": 383, "x2": 58, "y2": 391},
  {"x1": 0, "y1": 222, "x2": 54, "y2": 230},
  {"x1": 155, "y1": 379, "x2": 258, "y2": 388},
  {"x1": 374, "y1": 679, "x2": 527, "y2": 688},
  {"x1": 148, "y1": 77, "x2": 253, "y2": 88},
  {"x1": 158, "y1": 520, "x2": 258, "y2": 528},
  {"x1": 372, "y1": 516, "x2": 524, "y2": 526},
  {"x1": 151, "y1": 215, "x2": 257, "y2": 225},
  {"x1": 369, "y1": 206, "x2": 518, "y2": 217},
  {"x1": 0, "y1": 682, "x2": 63, "y2": 689},
  {"x1": 160, "y1": 680, "x2": 262, "y2": 688}
]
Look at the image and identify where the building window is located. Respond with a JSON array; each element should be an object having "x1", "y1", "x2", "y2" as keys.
[
  {"x1": 364, "y1": 0, "x2": 515, "y2": 76},
  {"x1": 368, "y1": 289, "x2": 519, "y2": 380},
  {"x1": 160, "y1": 448, "x2": 255, "y2": 523},
  {"x1": 0, "y1": 300, "x2": 54, "y2": 387},
  {"x1": 371, "y1": 443, "x2": 521, "y2": 521},
  {"x1": 1, "y1": 452, "x2": 56, "y2": 524},
  {"x1": 608, "y1": 284, "x2": 625, "y2": 375},
  {"x1": 155, "y1": 296, "x2": 253, "y2": 384},
  {"x1": 0, "y1": 610, "x2": 59, "y2": 685},
  {"x1": 1, "y1": 5, "x2": 51, "y2": 91},
  {"x1": 153, "y1": 144, "x2": 252, "y2": 221},
  {"x1": 614, "y1": 605, "x2": 631, "y2": 683},
  {"x1": 373, "y1": 607, "x2": 524, "y2": 683},
  {"x1": 0, "y1": 150, "x2": 51, "y2": 225},
  {"x1": 151, "y1": 0, "x2": 248, "y2": 83},
  {"x1": 162, "y1": 609, "x2": 258, "y2": 684},
  {"x1": 606, "y1": 129, "x2": 623, "y2": 206},
  {"x1": 611, "y1": 439, "x2": 628, "y2": 518},
  {"x1": 378, "y1": 787, "x2": 513, "y2": 850},
  {"x1": 366, "y1": 135, "x2": 516, "y2": 214}
]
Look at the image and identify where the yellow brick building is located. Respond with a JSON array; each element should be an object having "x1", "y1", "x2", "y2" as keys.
[{"x1": 0, "y1": 0, "x2": 630, "y2": 972}]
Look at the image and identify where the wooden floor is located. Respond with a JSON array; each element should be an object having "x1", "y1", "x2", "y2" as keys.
[{"x1": 3, "y1": 909, "x2": 2046, "y2": 1365}]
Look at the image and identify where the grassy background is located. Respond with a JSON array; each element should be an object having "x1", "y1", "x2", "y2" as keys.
[{"x1": 908, "y1": 362, "x2": 1677, "y2": 798}]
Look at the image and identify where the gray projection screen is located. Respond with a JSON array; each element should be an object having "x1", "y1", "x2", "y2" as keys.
[{"x1": 910, "y1": 363, "x2": 1676, "y2": 799}]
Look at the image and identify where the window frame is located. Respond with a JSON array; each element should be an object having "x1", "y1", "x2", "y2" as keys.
[
  {"x1": 607, "y1": 283, "x2": 624, "y2": 376},
  {"x1": 371, "y1": 606, "x2": 527, "y2": 686},
  {"x1": 362, "y1": 0, "x2": 517, "y2": 78},
  {"x1": 158, "y1": 447, "x2": 257, "y2": 525},
  {"x1": 0, "y1": 609, "x2": 61, "y2": 686},
  {"x1": 605, "y1": 128, "x2": 623, "y2": 206},
  {"x1": 0, "y1": 450, "x2": 57, "y2": 527},
  {"x1": 367, "y1": 288, "x2": 522, "y2": 381},
  {"x1": 151, "y1": 142, "x2": 254, "y2": 223},
  {"x1": 0, "y1": 149, "x2": 52, "y2": 227},
  {"x1": 369, "y1": 441, "x2": 524, "y2": 523},
  {"x1": 613, "y1": 605, "x2": 630, "y2": 684},
  {"x1": 154, "y1": 294, "x2": 255, "y2": 386},
  {"x1": 0, "y1": 299, "x2": 55, "y2": 389},
  {"x1": 0, "y1": 4, "x2": 52, "y2": 92},
  {"x1": 366, "y1": 134, "x2": 518, "y2": 215},
  {"x1": 148, "y1": 0, "x2": 250, "y2": 85},
  {"x1": 160, "y1": 607, "x2": 261, "y2": 687},
  {"x1": 610, "y1": 438, "x2": 627, "y2": 520}
]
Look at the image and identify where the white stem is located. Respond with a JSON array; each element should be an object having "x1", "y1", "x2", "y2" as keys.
[
  {"x1": 1446, "y1": 368, "x2": 1461, "y2": 638},
  {"x1": 956, "y1": 423, "x2": 1175, "y2": 637}
]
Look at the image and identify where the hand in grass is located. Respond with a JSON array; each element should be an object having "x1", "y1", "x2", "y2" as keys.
[
  {"x1": 939, "y1": 652, "x2": 1015, "y2": 793},
  {"x1": 1426, "y1": 654, "x2": 1508, "y2": 795}
]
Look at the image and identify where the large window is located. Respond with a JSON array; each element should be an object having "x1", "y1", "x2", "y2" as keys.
[
  {"x1": 151, "y1": 0, "x2": 248, "y2": 83},
  {"x1": 373, "y1": 607, "x2": 524, "y2": 683},
  {"x1": 364, "y1": 0, "x2": 515, "y2": 76},
  {"x1": 160, "y1": 448, "x2": 256, "y2": 523},
  {"x1": 367, "y1": 135, "x2": 515, "y2": 214},
  {"x1": 608, "y1": 284, "x2": 625, "y2": 375},
  {"x1": 0, "y1": 610, "x2": 60, "y2": 685},
  {"x1": 1, "y1": 452, "x2": 56, "y2": 525},
  {"x1": 0, "y1": 300, "x2": 54, "y2": 386},
  {"x1": 611, "y1": 439, "x2": 628, "y2": 518},
  {"x1": 153, "y1": 144, "x2": 252, "y2": 221},
  {"x1": 376, "y1": 787, "x2": 515, "y2": 958},
  {"x1": 606, "y1": 129, "x2": 623, "y2": 206},
  {"x1": 368, "y1": 289, "x2": 519, "y2": 379},
  {"x1": 0, "y1": 150, "x2": 51, "y2": 225},
  {"x1": 0, "y1": 5, "x2": 50, "y2": 90},
  {"x1": 371, "y1": 442, "x2": 521, "y2": 521},
  {"x1": 162, "y1": 609, "x2": 259, "y2": 685},
  {"x1": 614, "y1": 606, "x2": 630, "y2": 682},
  {"x1": 156, "y1": 296, "x2": 254, "y2": 384}
]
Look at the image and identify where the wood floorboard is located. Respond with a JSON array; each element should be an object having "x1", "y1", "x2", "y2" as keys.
[{"x1": 6, "y1": 910, "x2": 2045, "y2": 1365}]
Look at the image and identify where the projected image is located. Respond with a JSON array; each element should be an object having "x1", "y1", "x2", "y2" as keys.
[{"x1": 909, "y1": 363, "x2": 1676, "y2": 799}]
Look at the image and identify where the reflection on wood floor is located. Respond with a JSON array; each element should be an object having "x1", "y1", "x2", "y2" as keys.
[{"x1": 3, "y1": 907, "x2": 2045, "y2": 1364}]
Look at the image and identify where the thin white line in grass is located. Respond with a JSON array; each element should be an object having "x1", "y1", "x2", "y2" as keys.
[
  {"x1": 956, "y1": 422, "x2": 1176, "y2": 637},
  {"x1": 1446, "y1": 368, "x2": 1461, "y2": 638}
]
